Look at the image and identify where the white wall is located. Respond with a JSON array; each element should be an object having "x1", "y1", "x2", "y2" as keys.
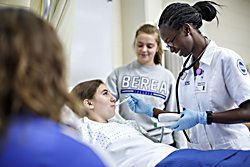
[
  {"x1": 69, "y1": 0, "x2": 112, "y2": 87},
  {"x1": 120, "y1": 0, "x2": 146, "y2": 65},
  {"x1": 0, "y1": 0, "x2": 30, "y2": 7},
  {"x1": 112, "y1": 0, "x2": 123, "y2": 69},
  {"x1": 202, "y1": 0, "x2": 250, "y2": 65}
]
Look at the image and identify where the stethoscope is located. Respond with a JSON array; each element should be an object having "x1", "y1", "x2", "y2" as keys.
[{"x1": 175, "y1": 53, "x2": 204, "y2": 142}]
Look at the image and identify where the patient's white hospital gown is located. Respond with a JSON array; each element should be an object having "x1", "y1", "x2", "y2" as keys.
[{"x1": 80, "y1": 117, "x2": 176, "y2": 167}]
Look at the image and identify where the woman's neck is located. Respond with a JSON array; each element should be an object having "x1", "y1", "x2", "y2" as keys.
[
  {"x1": 137, "y1": 60, "x2": 156, "y2": 66},
  {"x1": 193, "y1": 36, "x2": 208, "y2": 60},
  {"x1": 88, "y1": 113, "x2": 108, "y2": 123},
  {"x1": 193, "y1": 37, "x2": 209, "y2": 72}
]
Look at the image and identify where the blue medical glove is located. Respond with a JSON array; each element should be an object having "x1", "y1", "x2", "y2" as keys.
[
  {"x1": 170, "y1": 109, "x2": 207, "y2": 131},
  {"x1": 127, "y1": 95, "x2": 154, "y2": 117}
]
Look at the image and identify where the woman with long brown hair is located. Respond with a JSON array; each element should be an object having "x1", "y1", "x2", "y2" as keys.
[{"x1": 0, "y1": 8, "x2": 108, "y2": 167}]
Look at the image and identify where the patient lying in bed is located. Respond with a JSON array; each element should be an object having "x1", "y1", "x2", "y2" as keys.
[{"x1": 70, "y1": 79, "x2": 250, "y2": 167}]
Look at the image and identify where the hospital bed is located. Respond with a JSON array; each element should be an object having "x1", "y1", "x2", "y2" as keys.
[{"x1": 61, "y1": 107, "x2": 250, "y2": 167}]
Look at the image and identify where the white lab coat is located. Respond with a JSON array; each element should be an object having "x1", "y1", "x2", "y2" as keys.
[{"x1": 179, "y1": 40, "x2": 250, "y2": 150}]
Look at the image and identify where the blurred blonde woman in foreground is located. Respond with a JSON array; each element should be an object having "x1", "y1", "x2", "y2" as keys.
[{"x1": 0, "y1": 8, "x2": 109, "y2": 167}]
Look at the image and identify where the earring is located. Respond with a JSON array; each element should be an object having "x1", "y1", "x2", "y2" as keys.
[{"x1": 88, "y1": 101, "x2": 94, "y2": 109}]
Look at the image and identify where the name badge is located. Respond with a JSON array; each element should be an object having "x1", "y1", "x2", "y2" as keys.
[
  {"x1": 195, "y1": 81, "x2": 207, "y2": 92},
  {"x1": 181, "y1": 72, "x2": 187, "y2": 80}
]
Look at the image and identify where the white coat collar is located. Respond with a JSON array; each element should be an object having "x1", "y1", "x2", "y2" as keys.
[{"x1": 199, "y1": 40, "x2": 217, "y2": 66}]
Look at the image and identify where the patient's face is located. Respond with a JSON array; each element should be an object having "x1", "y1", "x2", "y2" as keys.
[{"x1": 92, "y1": 84, "x2": 116, "y2": 120}]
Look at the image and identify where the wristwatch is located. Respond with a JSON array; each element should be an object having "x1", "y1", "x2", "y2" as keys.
[{"x1": 206, "y1": 111, "x2": 213, "y2": 124}]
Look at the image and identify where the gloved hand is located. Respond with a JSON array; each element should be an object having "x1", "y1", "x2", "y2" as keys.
[
  {"x1": 127, "y1": 95, "x2": 154, "y2": 117},
  {"x1": 170, "y1": 109, "x2": 207, "y2": 131}
]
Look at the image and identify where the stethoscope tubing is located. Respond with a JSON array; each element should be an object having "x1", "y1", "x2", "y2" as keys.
[{"x1": 175, "y1": 54, "x2": 201, "y2": 142}]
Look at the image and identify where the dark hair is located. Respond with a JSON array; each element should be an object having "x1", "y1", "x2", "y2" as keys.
[
  {"x1": 71, "y1": 79, "x2": 104, "y2": 101},
  {"x1": 0, "y1": 8, "x2": 79, "y2": 136},
  {"x1": 134, "y1": 24, "x2": 163, "y2": 65},
  {"x1": 158, "y1": 1, "x2": 222, "y2": 31}
]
